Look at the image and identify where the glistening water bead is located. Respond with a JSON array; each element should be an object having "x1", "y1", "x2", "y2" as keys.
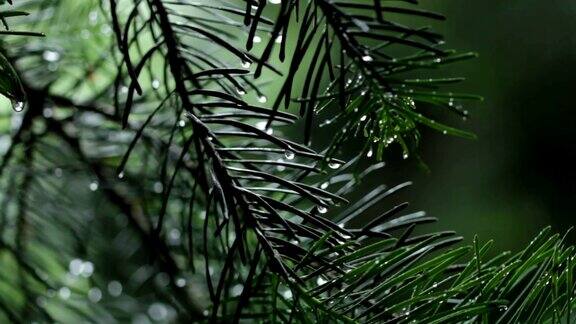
[
  {"x1": 12, "y1": 101, "x2": 24, "y2": 112},
  {"x1": 328, "y1": 161, "x2": 341, "y2": 169},
  {"x1": 361, "y1": 55, "x2": 374, "y2": 62},
  {"x1": 89, "y1": 181, "x2": 99, "y2": 191},
  {"x1": 284, "y1": 150, "x2": 295, "y2": 160}
]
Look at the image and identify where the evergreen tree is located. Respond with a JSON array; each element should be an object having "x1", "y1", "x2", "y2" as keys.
[{"x1": 0, "y1": 0, "x2": 572, "y2": 322}]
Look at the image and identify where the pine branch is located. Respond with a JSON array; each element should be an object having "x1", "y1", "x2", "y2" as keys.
[{"x1": 0, "y1": 1, "x2": 573, "y2": 323}]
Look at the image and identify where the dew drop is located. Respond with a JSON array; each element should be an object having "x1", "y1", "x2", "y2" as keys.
[
  {"x1": 117, "y1": 171, "x2": 125, "y2": 179},
  {"x1": 269, "y1": 0, "x2": 281, "y2": 4},
  {"x1": 258, "y1": 95, "x2": 268, "y2": 103},
  {"x1": 43, "y1": 50, "x2": 61, "y2": 63},
  {"x1": 361, "y1": 55, "x2": 373, "y2": 62},
  {"x1": 82, "y1": 261, "x2": 94, "y2": 277},
  {"x1": 69, "y1": 259, "x2": 84, "y2": 276},
  {"x1": 178, "y1": 119, "x2": 186, "y2": 127},
  {"x1": 317, "y1": 206, "x2": 328, "y2": 214},
  {"x1": 58, "y1": 287, "x2": 71, "y2": 300},
  {"x1": 43, "y1": 108, "x2": 53, "y2": 118},
  {"x1": 236, "y1": 88, "x2": 246, "y2": 96},
  {"x1": 320, "y1": 182, "x2": 329, "y2": 189},
  {"x1": 54, "y1": 168, "x2": 63, "y2": 178},
  {"x1": 88, "y1": 287, "x2": 102, "y2": 303},
  {"x1": 282, "y1": 289, "x2": 293, "y2": 299},
  {"x1": 316, "y1": 277, "x2": 327, "y2": 285},
  {"x1": 88, "y1": 11, "x2": 99, "y2": 25},
  {"x1": 253, "y1": 36, "x2": 262, "y2": 43},
  {"x1": 153, "y1": 181, "x2": 164, "y2": 193},
  {"x1": 241, "y1": 61, "x2": 251, "y2": 69},
  {"x1": 107, "y1": 281, "x2": 123, "y2": 297},
  {"x1": 176, "y1": 278, "x2": 187, "y2": 287},
  {"x1": 284, "y1": 150, "x2": 295, "y2": 160},
  {"x1": 360, "y1": 115, "x2": 367, "y2": 122},
  {"x1": 151, "y1": 79, "x2": 161, "y2": 89},
  {"x1": 328, "y1": 161, "x2": 341, "y2": 169},
  {"x1": 11, "y1": 100, "x2": 24, "y2": 112},
  {"x1": 275, "y1": 35, "x2": 283, "y2": 44},
  {"x1": 366, "y1": 150, "x2": 373, "y2": 158},
  {"x1": 89, "y1": 181, "x2": 99, "y2": 191}
]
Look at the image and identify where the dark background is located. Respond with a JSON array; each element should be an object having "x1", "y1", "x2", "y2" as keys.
[{"x1": 399, "y1": 0, "x2": 576, "y2": 251}]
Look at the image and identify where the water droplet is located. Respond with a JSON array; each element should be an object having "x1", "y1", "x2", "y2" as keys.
[
  {"x1": 258, "y1": 95, "x2": 268, "y2": 103},
  {"x1": 320, "y1": 182, "x2": 329, "y2": 189},
  {"x1": 366, "y1": 150, "x2": 373, "y2": 158},
  {"x1": 403, "y1": 153, "x2": 409, "y2": 160},
  {"x1": 88, "y1": 287, "x2": 102, "y2": 303},
  {"x1": 153, "y1": 181, "x2": 164, "y2": 193},
  {"x1": 284, "y1": 150, "x2": 295, "y2": 160},
  {"x1": 11, "y1": 100, "x2": 24, "y2": 112},
  {"x1": 89, "y1": 181, "x2": 99, "y2": 191},
  {"x1": 151, "y1": 79, "x2": 160, "y2": 89},
  {"x1": 442, "y1": 130, "x2": 447, "y2": 135},
  {"x1": 117, "y1": 171, "x2": 125, "y2": 179},
  {"x1": 108, "y1": 281, "x2": 123, "y2": 297},
  {"x1": 178, "y1": 119, "x2": 186, "y2": 127},
  {"x1": 58, "y1": 287, "x2": 71, "y2": 300},
  {"x1": 168, "y1": 228, "x2": 181, "y2": 245},
  {"x1": 275, "y1": 35, "x2": 283, "y2": 44},
  {"x1": 316, "y1": 277, "x2": 327, "y2": 285},
  {"x1": 361, "y1": 55, "x2": 373, "y2": 62},
  {"x1": 236, "y1": 88, "x2": 246, "y2": 95},
  {"x1": 282, "y1": 289, "x2": 293, "y2": 299},
  {"x1": 43, "y1": 108, "x2": 53, "y2": 118},
  {"x1": 82, "y1": 261, "x2": 94, "y2": 277},
  {"x1": 269, "y1": 0, "x2": 281, "y2": 4},
  {"x1": 43, "y1": 50, "x2": 61, "y2": 62},
  {"x1": 328, "y1": 161, "x2": 341, "y2": 169},
  {"x1": 176, "y1": 278, "x2": 186, "y2": 287},
  {"x1": 148, "y1": 303, "x2": 168, "y2": 321},
  {"x1": 88, "y1": 11, "x2": 99, "y2": 25},
  {"x1": 253, "y1": 36, "x2": 262, "y2": 43},
  {"x1": 241, "y1": 61, "x2": 251, "y2": 69},
  {"x1": 317, "y1": 206, "x2": 328, "y2": 214},
  {"x1": 360, "y1": 115, "x2": 367, "y2": 122},
  {"x1": 69, "y1": 259, "x2": 84, "y2": 276}
]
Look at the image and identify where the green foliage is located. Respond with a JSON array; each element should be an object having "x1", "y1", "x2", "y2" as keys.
[{"x1": 0, "y1": 0, "x2": 572, "y2": 323}]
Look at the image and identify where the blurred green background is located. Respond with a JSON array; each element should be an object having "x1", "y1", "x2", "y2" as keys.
[{"x1": 399, "y1": 0, "x2": 576, "y2": 251}]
